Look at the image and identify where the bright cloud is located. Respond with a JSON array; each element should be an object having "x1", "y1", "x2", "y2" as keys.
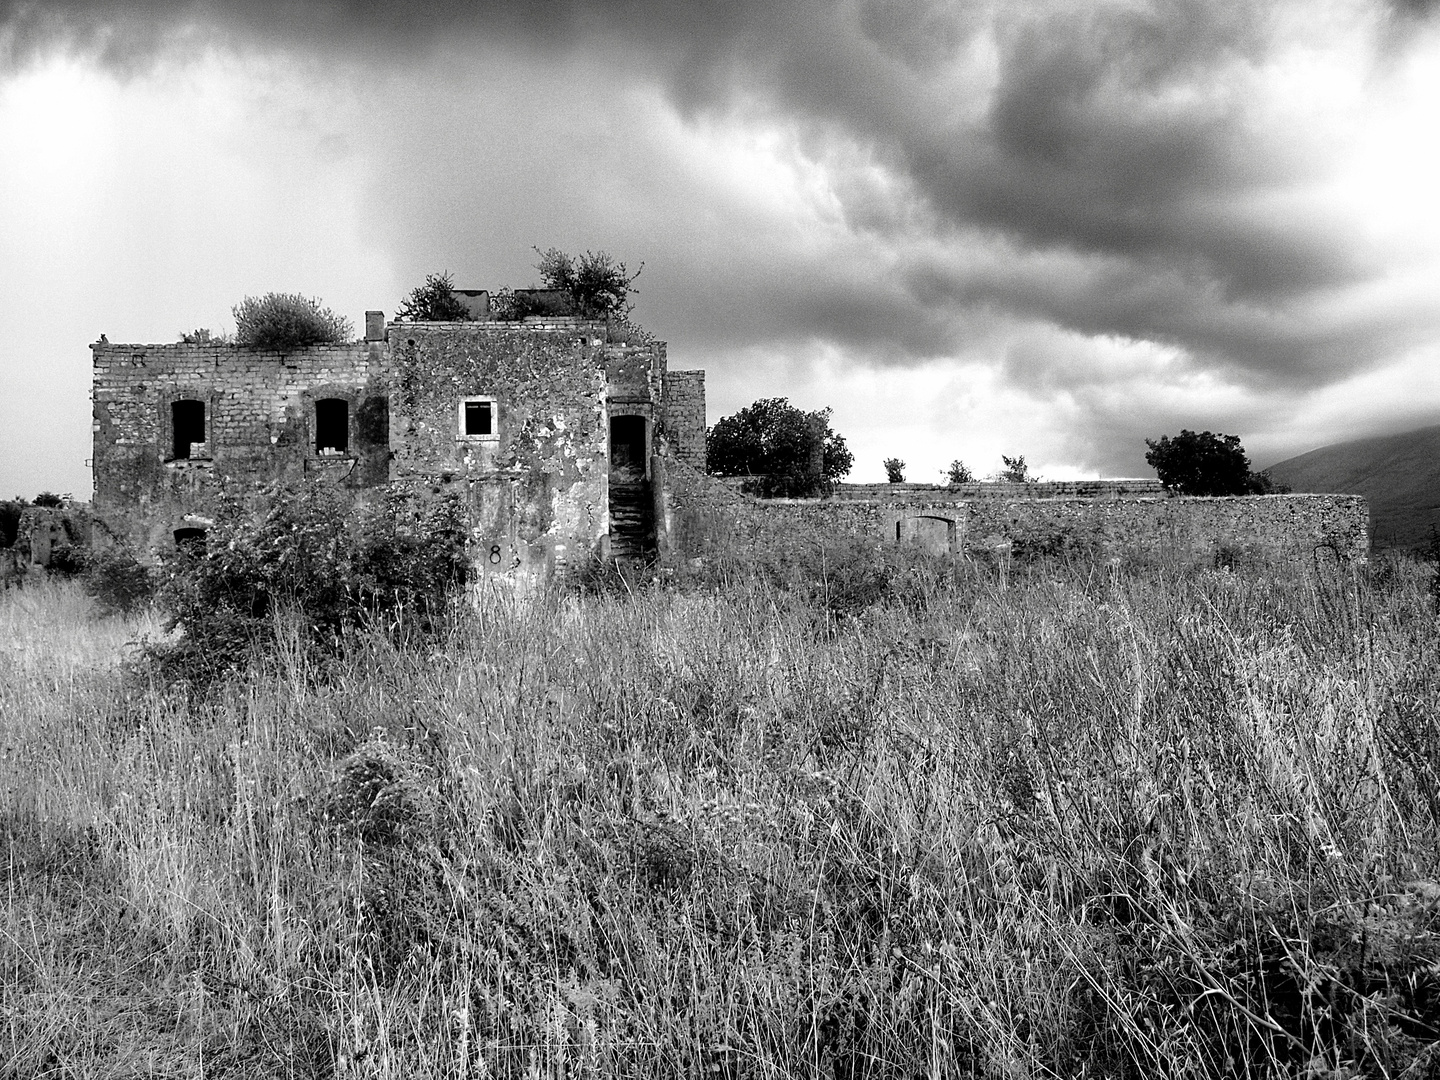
[{"x1": 1, "y1": 0, "x2": 1439, "y2": 496}]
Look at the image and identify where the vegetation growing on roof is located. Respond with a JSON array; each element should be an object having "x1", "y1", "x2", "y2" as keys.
[
  {"x1": 232, "y1": 293, "x2": 352, "y2": 351},
  {"x1": 396, "y1": 270, "x2": 473, "y2": 322}
]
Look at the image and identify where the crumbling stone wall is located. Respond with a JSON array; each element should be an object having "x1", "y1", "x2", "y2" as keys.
[
  {"x1": 92, "y1": 340, "x2": 389, "y2": 551},
  {"x1": 91, "y1": 311, "x2": 704, "y2": 577},
  {"x1": 663, "y1": 463, "x2": 1369, "y2": 566},
  {"x1": 389, "y1": 322, "x2": 614, "y2": 577},
  {"x1": 661, "y1": 370, "x2": 706, "y2": 467},
  {"x1": 14, "y1": 506, "x2": 93, "y2": 568}
]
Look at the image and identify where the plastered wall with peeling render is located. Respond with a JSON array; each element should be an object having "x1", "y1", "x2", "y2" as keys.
[{"x1": 389, "y1": 321, "x2": 613, "y2": 578}]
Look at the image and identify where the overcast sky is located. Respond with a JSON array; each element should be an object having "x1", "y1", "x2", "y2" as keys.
[{"x1": 3, "y1": 0, "x2": 1440, "y2": 495}]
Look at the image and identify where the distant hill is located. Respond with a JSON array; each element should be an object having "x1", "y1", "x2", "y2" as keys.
[{"x1": 1264, "y1": 424, "x2": 1440, "y2": 549}]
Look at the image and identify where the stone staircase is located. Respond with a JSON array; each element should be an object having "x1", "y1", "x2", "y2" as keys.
[{"x1": 608, "y1": 481, "x2": 655, "y2": 560}]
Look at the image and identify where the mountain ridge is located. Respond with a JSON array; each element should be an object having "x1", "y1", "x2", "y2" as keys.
[{"x1": 1263, "y1": 424, "x2": 1440, "y2": 549}]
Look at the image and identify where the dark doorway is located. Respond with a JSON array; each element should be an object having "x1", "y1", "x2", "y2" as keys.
[
  {"x1": 172, "y1": 399, "x2": 205, "y2": 460},
  {"x1": 315, "y1": 398, "x2": 349, "y2": 453},
  {"x1": 608, "y1": 416, "x2": 654, "y2": 559},
  {"x1": 173, "y1": 527, "x2": 207, "y2": 555},
  {"x1": 609, "y1": 416, "x2": 647, "y2": 481}
]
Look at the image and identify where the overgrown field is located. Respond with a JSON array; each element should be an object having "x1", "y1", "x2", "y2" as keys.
[{"x1": 4, "y1": 553, "x2": 1440, "y2": 1078}]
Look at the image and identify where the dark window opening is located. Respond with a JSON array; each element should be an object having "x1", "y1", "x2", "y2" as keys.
[
  {"x1": 316, "y1": 398, "x2": 349, "y2": 454},
  {"x1": 173, "y1": 527, "x2": 207, "y2": 555},
  {"x1": 172, "y1": 399, "x2": 205, "y2": 460},
  {"x1": 464, "y1": 400, "x2": 493, "y2": 436}
]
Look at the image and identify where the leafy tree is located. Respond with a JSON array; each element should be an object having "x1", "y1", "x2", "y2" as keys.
[
  {"x1": 1247, "y1": 469, "x2": 1289, "y2": 495},
  {"x1": 534, "y1": 247, "x2": 641, "y2": 319},
  {"x1": 943, "y1": 460, "x2": 974, "y2": 485},
  {"x1": 997, "y1": 455, "x2": 1034, "y2": 483},
  {"x1": 396, "y1": 271, "x2": 473, "y2": 322},
  {"x1": 884, "y1": 458, "x2": 906, "y2": 483},
  {"x1": 32, "y1": 491, "x2": 64, "y2": 508},
  {"x1": 823, "y1": 429, "x2": 854, "y2": 484},
  {"x1": 706, "y1": 398, "x2": 851, "y2": 497},
  {"x1": 233, "y1": 293, "x2": 352, "y2": 351},
  {"x1": 1144, "y1": 430, "x2": 1274, "y2": 496}
]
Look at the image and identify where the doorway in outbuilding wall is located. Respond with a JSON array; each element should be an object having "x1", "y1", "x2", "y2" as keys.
[{"x1": 608, "y1": 415, "x2": 654, "y2": 559}]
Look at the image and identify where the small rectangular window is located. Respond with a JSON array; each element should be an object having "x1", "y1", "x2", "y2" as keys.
[
  {"x1": 464, "y1": 400, "x2": 492, "y2": 436},
  {"x1": 316, "y1": 398, "x2": 349, "y2": 454},
  {"x1": 172, "y1": 399, "x2": 205, "y2": 460}
]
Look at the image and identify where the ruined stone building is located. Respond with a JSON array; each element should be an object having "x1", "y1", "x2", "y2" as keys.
[
  {"x1": 89, "y1": 298, "x2": 1369, "y2": 579},
  {"x1": 91, "y1": 308, "x2": 706, "y2": 576}
]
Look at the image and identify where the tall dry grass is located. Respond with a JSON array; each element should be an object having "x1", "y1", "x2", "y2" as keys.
[{"x1": 2, "y1": 554, "x2": 1439, "y2": 1078}]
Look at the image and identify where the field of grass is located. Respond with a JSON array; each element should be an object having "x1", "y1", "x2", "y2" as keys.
[{"x1": 4, "y1": 553, "x2": 1440, "y2": 1078}]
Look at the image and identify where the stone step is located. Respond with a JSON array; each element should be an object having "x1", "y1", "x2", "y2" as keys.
[{"x1": 609, "y1": 481, "x2": 655, "y2": 558}]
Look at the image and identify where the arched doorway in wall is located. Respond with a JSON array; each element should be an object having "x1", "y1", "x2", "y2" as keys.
[
  {"x1": 895, "y1": 515, "x2": 958, "y2": 556},
  {"x1": 608, "y1": 415, "x2": 655, "y2": 559}
]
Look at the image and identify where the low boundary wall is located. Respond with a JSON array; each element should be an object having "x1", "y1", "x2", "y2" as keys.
[{"x1": 665, "y1": 466, "x2": 1369, "y2": 566}]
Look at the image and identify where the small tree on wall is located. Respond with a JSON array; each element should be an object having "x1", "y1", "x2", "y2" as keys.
[
  {"x1": 534, "y1": 247, "x2": 642, "y2": 319},
  {"x1": 996, "y1": 455, "x2": 1034, "y2": 483},
  {"x1": 943, "y1": 460, "x2": 974, "y2": 485},
  {"x1": 396, "y1": 271, "x2": 473, "y2": 322},
  {"x1": 884, "y1": 458, "x2": 906, "y2": 483}
]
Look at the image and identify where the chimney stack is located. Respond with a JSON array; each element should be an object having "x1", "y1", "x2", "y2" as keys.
[{"x1": 365, "y1": 311, "x2": 386, "y2": 341}]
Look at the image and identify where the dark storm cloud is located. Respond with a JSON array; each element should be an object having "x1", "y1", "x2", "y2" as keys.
[{"x1": 4, "y1": 0, "x2": 1433, "y2": 395}]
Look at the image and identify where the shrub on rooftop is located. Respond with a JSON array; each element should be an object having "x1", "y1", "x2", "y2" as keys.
[{"x1": 232, "y1": 293, "x2": 353, "y2": 351}]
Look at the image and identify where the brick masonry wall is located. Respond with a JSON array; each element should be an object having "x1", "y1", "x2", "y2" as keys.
[
  {"x1": 661, "y1": 462, "x2": 1369, "y2": 565},
  {"x1": 92, "y1": 340, "x2": 389, "y2": 551},
  {"x1": 661, "y1": 370, "x2": 706, "y2": 468}
]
